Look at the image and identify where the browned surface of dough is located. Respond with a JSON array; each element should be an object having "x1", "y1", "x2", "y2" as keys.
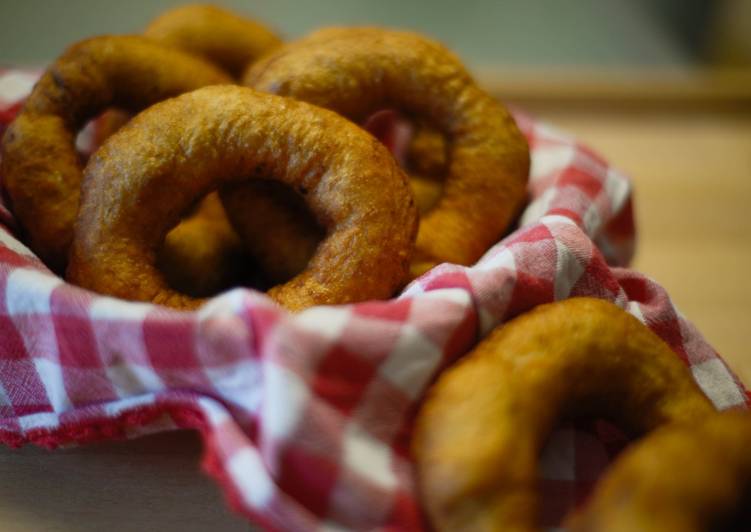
[
  {"x1": 67, "y1": 85, "x2": 418, "y2": 311},
  {"x1": 221, "y1": 113, "x2": 445, "y2": 282},
  {"x1": 243, "y1": 27, "x2": 530, "y2": 277},
  {"x1": 144, "y1": 4, "x2": 282, "y2": 79},
  {"x1": 95, "y1": 4, "x2": 282, "y2": 166},
  {"x1": 86, "y1": 6, "x2": 283, "y2": 295},
  {"x1": 412, "y1": 297, "x2": 715, "y2": 532},
  {"x1": 93, "y1": 128, "x2": 252, "y2": 297},
  {"x1": 0, "y1": 35, "x2": 230, "y2": 271},
  {"x1": 567, "y1": 409, "x2": 751, "y2": 532}
]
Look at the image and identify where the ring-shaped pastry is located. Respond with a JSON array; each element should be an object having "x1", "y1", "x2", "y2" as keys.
[
  {"x1": 567, "y1": 409, "x2": 751, "y2": 532},
  {"x1": 241, "y1": 27, "x2": 530, "y2": 278},
  {"x1": 0, "y1": 35, "x2": 230, "y2": 271},
  {"x1": 67, "y1": 86, "x2": 418, "y2": 311},
  {"x1": 412, "y1": 297, "x2": 714, "y2": 531},
  {"x1": 144, "y1": 3, "x2": 282, "y2": 78}
]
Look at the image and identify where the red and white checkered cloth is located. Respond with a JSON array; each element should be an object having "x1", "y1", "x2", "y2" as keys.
[{"x1": 0, "y1": 69, "x2": 748, "y2": 531}]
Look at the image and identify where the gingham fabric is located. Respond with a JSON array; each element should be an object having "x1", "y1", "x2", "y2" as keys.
[{"x1": 0, "y1": 69, "x2": 748, "y2": 531}]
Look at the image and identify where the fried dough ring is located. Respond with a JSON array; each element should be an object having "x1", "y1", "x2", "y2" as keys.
[
  {"x1": 95, "y1": 4, "x2": 283, "y2": 165},
  {"x1": 86, "y1": 7, "x2": 283, "y2": 294},
  {"x1": 91, "y1": 131, "x2": 253, "y2": 296},
  {"x1": 217, "y1": 110, "x2": 441, "y2": 284},
  {"x1": 144, "y1": 3, "x2": 282, "y2": 79},
  {"x1": 412, "y1": 297, "x2": 715, "y2": 531},
  {"x1": 0, "y1": 36, "x2": 230, "y2": 272},
  {"x1": 567, "y1": 410, "x2": 751, "y2": 532},
  {"x1": 67, "y1": 86, "x2": 418, "y2": 311},
  {"x1": 242, "y1": 27, "x2": 530, "y2": 278}
]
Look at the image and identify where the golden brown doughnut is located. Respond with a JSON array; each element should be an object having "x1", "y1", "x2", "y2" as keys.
[
  {"x1": 567, "y1": 409, "x2": 751, "y2": 532},
  {"x1": 95, "y1": 5, "x2": 282, "y2": 158},
  {"x1": 243, "y1": 27, "x2": 530, "y2": 278},
  {"x1": 89, "y1": 6, "x2": 283, "y2": 294},
  {"x1": 0, "y1": 36, "x2": 230, "y2": 271},
  {"x1": 219, "y1": 112, "x2": 444, "y2": 283},
  {"x1": 412, "y1": 297, "x2": 715, "y2": 531},
  {"x1": 144, "y1": 3, "x2": 282, "y2": 78},
  {"x1": 93, "y1": 126, "x2": 253, "y2": 297},
  {"x1": 67, "y1": 85, "x2": 418, "y2": 311}
]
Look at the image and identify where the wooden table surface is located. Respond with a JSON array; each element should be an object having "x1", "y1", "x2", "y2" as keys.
[{"x1": 1, "y1": 84, "x2": 749, "y2": 531}]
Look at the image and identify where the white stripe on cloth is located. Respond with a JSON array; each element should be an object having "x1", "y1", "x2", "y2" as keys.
[
  {"x1": 692, "y1": 358, "x2": 748, "y2": 410},
  {"x1": 0, "y1": 71, "x2": 38, "y2": 105},
  {"x1": 379, "y1": 323, "x2": 442, "y2": 401}
]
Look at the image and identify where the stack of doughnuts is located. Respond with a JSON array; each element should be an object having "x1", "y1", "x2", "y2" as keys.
[
  {"x1": 3, "y1": 5, "x2": 746, "y2": 530},
  {"x1": 0, "y1": 4, "x2": 530, "y2": 311}
]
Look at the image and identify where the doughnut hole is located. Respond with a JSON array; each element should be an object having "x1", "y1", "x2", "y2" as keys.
[{"x1": 219, "y1": 179, "x2": 325, "y2": 286}]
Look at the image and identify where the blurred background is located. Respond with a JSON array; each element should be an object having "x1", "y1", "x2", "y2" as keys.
[
  {"x1": 1, "y1": 0, "x2": 750, "y2": 69},
  {"x1": 0, "y1": 2, "x2": 749, "y2": 530}
]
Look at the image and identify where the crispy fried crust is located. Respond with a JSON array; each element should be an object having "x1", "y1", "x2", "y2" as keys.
[
  {"x1": 67, "y1": 86, "x2": 418, "y2": 311},
  {"x1": 243, "y1": 27, "x2": 530, "y2": 277},
  {"x1": 88, "y1": 7, "x2": 283, "y2": 294},
  {"x1": 87, "y1": 4, "x2": 282, "y2": 297},
  {"x1": 412, "y1": 297, "x2": 714, "y2": 531},
  {"x1": 0, "y1": 36, "x2": 230, "y2": 272},
  {"x1": 96, "y1": 5, "x2": 282, "y2": 167},
  {"x1": 144, "y1": 3, "x2": 282, "y2": 79},
  {"x1": 94, "y1": 126, "x2": 253, "y2": 297},
  {"x1": 567, "y1": 410, "x2": 751, "y2": 532}
]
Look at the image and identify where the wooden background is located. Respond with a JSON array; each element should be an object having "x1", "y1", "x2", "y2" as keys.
[
  {"x1": 501, "y1": 69, "x2": 751, "y2": 388},
  {"x1": 0, "y1": 71, "x2": 749, "y2": 531}
]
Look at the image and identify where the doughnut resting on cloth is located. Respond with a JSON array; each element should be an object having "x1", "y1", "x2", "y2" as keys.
[
  {"x1": 92, "y1": 5, "x2": 283, "y2": 293},
  {"x1": 0, "y1": 35, "x2": 230, "y2": 271},
  {"x1": 243, "y1": 27, "x2": 530, "y2": 277},
  {"x1": 567, "y1": 409, "x2": 751, "y2": 532},
  {"x1": 412, "y1": 297, "x2": 715, "y2": 531},
  {"x1": 67, "y1": 85, "x2": 418, "y2": 311}
]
